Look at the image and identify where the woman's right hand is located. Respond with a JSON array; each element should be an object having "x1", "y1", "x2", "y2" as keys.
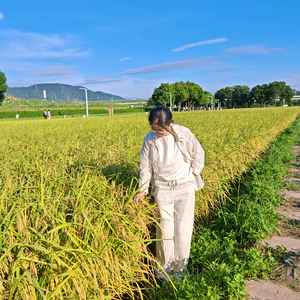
[{"x1": 134, "y1": 192, "x2": 145, "y2": 204}]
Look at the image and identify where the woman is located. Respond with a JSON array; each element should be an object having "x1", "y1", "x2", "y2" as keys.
[{"x1": 135, "y1": 107, "x2": 205, "y2": 280}]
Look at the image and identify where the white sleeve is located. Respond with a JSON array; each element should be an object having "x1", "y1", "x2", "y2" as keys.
[
  {"x1": 139, "y1": 140, "x2": 152, "y2": 193},
  {"x1": 188, "y1": 131, "x2": 205, "y2": 176}
]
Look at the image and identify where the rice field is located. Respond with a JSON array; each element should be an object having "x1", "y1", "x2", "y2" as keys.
[{"x1": 0, "y1": 107, "x2": 299, "y2": 299}]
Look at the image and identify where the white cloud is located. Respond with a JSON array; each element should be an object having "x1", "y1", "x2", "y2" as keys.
[
  {"x1": 0, "y1": 12, "x2": 4, "y2": 21},
  {"x1": 95, "y1": 77, "x2": 232, "y2": 99},
  {"x1": 116, "y1": 58, "x2": 215, "y2": 75},
  {"x1": 206, "y1": 67, "x2": 232, "y2": 72},
  {"x1": 82, "y1": 76, "x2": 174, "y2": 99},
  {"x1": 0, "y1": 30, "x2": 90, "y2": 59},
  {"x1": 31, "y1": 66, "x2": 77, "y2": 77},
  {"x1": 82, "y1": 78, "x2": 124, "y2": 84},
  {"x1": 119, "y1": 57, "x2": 131, "y2": 61},
  {"x1": 81, "y1": 76, "x2": 230, "y2": 99},
  {"x1": 6, "y1": 65, "x2": 85, "y2": 87},
  {"x1": 226, "y1": 45, "x2": 284, "y2": 54},
  {"x1": 172, "y1": 38, "x2": 228, "y2": 52}
]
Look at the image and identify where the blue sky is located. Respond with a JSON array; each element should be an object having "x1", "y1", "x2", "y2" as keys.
[{"x1": 0, "y1": 0, "x2": 299, "y2": 99}]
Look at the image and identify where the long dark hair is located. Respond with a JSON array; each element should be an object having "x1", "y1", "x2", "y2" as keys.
[{"x1": 149, "y1": 107, "x2": 174, "y2": 135}]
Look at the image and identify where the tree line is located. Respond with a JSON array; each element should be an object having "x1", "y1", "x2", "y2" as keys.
[
  {"x1": 215, "y1": 81, "x2": 294, "y2": 108},
  {"x1": 150, "y1": 81, "x2": 296, "y2": 110}
]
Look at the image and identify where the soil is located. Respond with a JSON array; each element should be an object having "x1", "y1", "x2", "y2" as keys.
[
  {"x1": 246, "y1": 279, "x2": 300, "y2": 300},
  {"x1": 293, "y1": 146, "x2": 300, "y2": 153},
  {"x1": 277, "y1": 191, "x2": 300, "y2": 238}
]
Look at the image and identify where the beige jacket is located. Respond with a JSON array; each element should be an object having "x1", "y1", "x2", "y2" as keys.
[{"x1": 139, "y1": 124, "x2": 205, "y2": 193}]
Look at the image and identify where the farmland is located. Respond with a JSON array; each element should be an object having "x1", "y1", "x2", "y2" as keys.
[
  {"x1": 0, "y1": 107, "x2": 300, "y2": 299},
  {"x1": 0, "y1": 97, "x2": 146, "y2": 111},
  {"x1": 0, "y1": 97, "x2": 149, "y2": 120}
]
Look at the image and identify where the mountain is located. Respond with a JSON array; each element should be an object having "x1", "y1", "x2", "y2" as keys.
[{"x1": 7, "y1": 83, "x2": 124, "y2": 102}]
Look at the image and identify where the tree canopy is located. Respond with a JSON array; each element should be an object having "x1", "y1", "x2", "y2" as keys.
[
  {"x1": 215, "y1": 81, "x2": 295, "y2": 108},
  {"x1": 233, "y1": 85, "x2": 251, "y2": 108},
  {"x1": 214, "y1": 87, "x2": 234, "y2": 107},
  {"x1": 250, "y1": 84, "x2": 268, "y2": 106},
  {"x1": 151, "y1": 83, "x2": 173, "y2": 107},
  {"x1": 150, "y1": 81, "x2": 212, "y2": 111},
  {"x1": 0, "y1": 71, "x2": 8, "y2": 105}
]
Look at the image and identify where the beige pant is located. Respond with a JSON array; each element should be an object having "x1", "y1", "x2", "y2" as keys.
[{"x1": 154, "y1": 173, "x2": 195, "y2": 278}]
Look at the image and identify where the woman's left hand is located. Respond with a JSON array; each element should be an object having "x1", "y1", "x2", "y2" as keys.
[{"x1": 134, "y1": 192, "x2": 145, "y2": 204}]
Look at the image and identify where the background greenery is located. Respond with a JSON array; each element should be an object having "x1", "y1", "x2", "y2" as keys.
[
  {"x1": 215, "y1": 81, "x2": 295, "y2": 108},
  {"x1": 150, "y1": 81, "x2": 296, "y2": 110}
]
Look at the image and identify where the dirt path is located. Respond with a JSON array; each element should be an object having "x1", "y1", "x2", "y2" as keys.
[{"x1": 246, "y1": 146, "x2": 300, "y2": 299}]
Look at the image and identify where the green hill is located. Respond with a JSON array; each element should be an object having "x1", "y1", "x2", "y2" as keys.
[{"x1": 7, "y1": 83, "x2": 124, "y2": 102}]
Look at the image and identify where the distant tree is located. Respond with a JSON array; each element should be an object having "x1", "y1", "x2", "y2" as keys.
[
  {"x1": 250, "y1": 84, "x2": 268, "y2": 107},
  {"x1": 147, "y1": 97, "x2": 155, "y2": 106},
  {"x1": 214, "y1": 81, "x2": 295, "y2": 108},
  {"x1": 266, "y1": 81, "x2": 286, "y2": 105},
  {"x1": 281, "y1": 85, "x2": 294, "y2": 106},
  {"x1": 232, "y1": 85, "x2": 250, "y2": 108},
  {"x1": 215, "y1": 86, "x2": 234, "y2": 108},
  {"x1": 150, "y1": 83, "x2": 174, "y2": 107},
  {"x1": 224, "y1": 86, "x2": 234, "y2": 98},
  {"x1": 214, "y1": 88, "x2": 226, "y2": 102},
  {"x1": 185, "y1": 81, "x2": 204, "y2": 110},
  {"x1": 0, "y1": 71, "x2": 8, "y2": 105},
  {"x1": 200, "y1": 91, "x2": 214, "y2": 108},
  {"x1": 173, "y1": 81, "x2": 188, "y2": 112}
]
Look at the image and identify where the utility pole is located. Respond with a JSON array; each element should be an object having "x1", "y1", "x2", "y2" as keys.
[
  {"x1": 79, "y1": 88, "x2": 89, "y2": 117},
  {"x1": 208, "y1": 96, "x2": 214, "y2": 110}
]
